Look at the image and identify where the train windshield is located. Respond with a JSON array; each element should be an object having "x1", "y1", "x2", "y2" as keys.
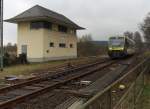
[{"x1": 109, "y1": 37, "x2": 124, "y2": 47}]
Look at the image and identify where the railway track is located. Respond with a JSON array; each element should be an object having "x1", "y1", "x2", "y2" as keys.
[
  {"x1": 18, "y1": 57, "x2": 136, "y2": 109},
  {"x1": 51, "y1": 57, "x2": 137, "y2": 109},
  {"x1": 65, "y1": 56, "x2": 144, "y2": 109},
  {"x1": 0, "y1": 58, "x2": 115, "y2": 109},
  {"x1": 32, "y1": 56, "x2": 108, "y2": 77}
]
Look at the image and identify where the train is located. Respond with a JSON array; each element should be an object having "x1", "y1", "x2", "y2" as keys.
[{"x1": 108, "y1": 36, "x2": 135, "y2": 58}]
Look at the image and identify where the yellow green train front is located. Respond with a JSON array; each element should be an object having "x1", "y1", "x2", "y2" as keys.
[{"x1": 108, "y1": 36, "x2": 127, "y2": 58}]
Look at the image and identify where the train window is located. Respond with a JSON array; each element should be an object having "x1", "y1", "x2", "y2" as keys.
[{"x1": 109, "y1": 39, "x2": 124, "y2": 47}]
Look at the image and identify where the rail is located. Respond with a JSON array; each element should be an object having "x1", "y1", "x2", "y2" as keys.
[
  {"x1": 75, "y1": 58, "x2": 150, "y2": 109},
  {"x1": 0, "y1": 59, "x2": 114, "y2": 109}
]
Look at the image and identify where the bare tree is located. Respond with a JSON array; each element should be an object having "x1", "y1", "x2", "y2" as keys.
[
  {"x1": 7, "y1": 42, "x2": 12, "y2": 47},
  {"x1": 77, "y1": 34, "x2": 106, "y2": 57},
  {"x1": 4, "y1": 43, "x2": 17, "y2": 54},
  {"x1": 134, "y1": 31, "x2": 143, "y2": 48},
  {"x1": 140, "y1": 13, "x2": 150, "y2": 43},
  {"x1": 79, "y1": 34, "x2": 93, "y2": 42},
  {"x1": 124, "y1": 31, "x2": 134, "y2": 39}
]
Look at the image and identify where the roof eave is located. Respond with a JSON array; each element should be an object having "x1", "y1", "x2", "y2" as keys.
[
  {"x1": 5, "y1": 16, "x2": 47, "y2": 23},
  {"x1": 5, "y1": 17, "x2": 85, "y2": 30},
  {"x1": 76, "y1": 27, "x2": 85, "y2": 30},
  {"x1": 4, "y1": 19, "x2": 17, "y2": 23}
]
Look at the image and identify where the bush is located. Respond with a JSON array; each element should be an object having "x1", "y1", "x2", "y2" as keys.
[
  {"x1": 3, "y1": 52, "x2": 10, "y2": 66},
  {"x1": 3, "y1": 52, "x2": 18, "y2": 67},
  {"x1": 18, "y1": 53, "x2": 28, "y2": 64},
  {"x1": 1, "y1": 52, "x2": 29, "y2": 67}
]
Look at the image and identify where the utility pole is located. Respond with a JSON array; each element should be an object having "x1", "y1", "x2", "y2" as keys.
[{"x1": 0, "y1": 0, "x2": 3, "y2": 71}]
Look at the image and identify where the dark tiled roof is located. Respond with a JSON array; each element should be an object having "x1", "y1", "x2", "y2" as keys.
[{"x1": 5, "y1": 5, "x2": 84, "y2": 29}]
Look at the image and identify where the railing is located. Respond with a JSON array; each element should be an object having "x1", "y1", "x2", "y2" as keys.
[{"x1": 76, "y1": 58, "x2": 150, "y2": 109}]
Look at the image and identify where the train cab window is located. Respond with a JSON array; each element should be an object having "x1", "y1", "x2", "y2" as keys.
[{"x1": 109, "y1": 38, "x2": 124, "y2": 47}]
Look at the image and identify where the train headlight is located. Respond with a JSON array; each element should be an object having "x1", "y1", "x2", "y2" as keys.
[{"x1": 109, "y1": 48, "x2": 112, "y2": 50}]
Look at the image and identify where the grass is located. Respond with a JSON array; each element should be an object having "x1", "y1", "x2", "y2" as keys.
[
  {"x1": 137, "y1": 53, "x2": 150, "y2": 109},
  {"x1": 0, "y1": 57, "x2": 94, "y2": 79},
  {"x1": 140, "y1": 76, "x2": 150, "y2": 109},
  {"x1": 141, "y1": 85, "x2": 150, "y2": 109},
  {"x1": 143, "y1": 51, "x2": 150, "y2": 57},
  {"x1": 0, "y1": 60, "x2": 67, "y2": 79}
]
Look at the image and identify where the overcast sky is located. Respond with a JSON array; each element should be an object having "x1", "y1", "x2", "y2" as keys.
[{"x1": 3, "y1": 0, "x2": 150, "y2": 44}]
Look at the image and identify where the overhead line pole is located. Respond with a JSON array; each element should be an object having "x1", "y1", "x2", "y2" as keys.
[{"x1": 0, "y1": 0, "x2": 3, "y2": 71}]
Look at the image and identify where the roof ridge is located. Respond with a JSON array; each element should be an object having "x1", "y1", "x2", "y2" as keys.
[
  {"x1": 5, "y1": 5, "x2": 85, "y2": 29},
  {"x1": 36, "y1": 5, "x2": 63, "y2": 16}
]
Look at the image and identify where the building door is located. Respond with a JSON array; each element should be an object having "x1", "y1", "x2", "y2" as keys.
[{"x1": 21, "y1": 45, "x2": 27, "y2": 54}]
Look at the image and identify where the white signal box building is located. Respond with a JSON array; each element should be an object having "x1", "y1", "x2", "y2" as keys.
[{"x1": 6, "y1": 5, "x2": 84, "y2": 62}]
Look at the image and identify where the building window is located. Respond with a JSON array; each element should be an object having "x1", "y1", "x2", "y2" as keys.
[
  {"x1": 49, "y1": 42, "x2": 54, "y2": 47},
  {"x1": 58, "y1": 25, "x2": 68, "y2": 33},
  {"x1": 59, "y1": 43, "x2": 66, "y2": 48},
  {"x1": 70, "y1": 44, "x2": 73, "y2": 48},
  {"x1": 30, "y1": 21, "x2": 52, "y2": 30}
]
